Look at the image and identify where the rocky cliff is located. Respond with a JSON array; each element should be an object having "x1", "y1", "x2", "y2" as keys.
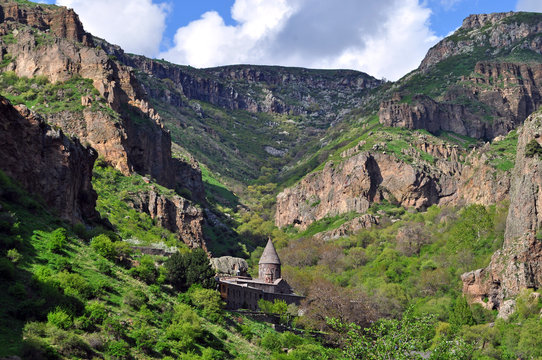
[
  {"x1": 276, "y1": 134, "x2": 510, "y2": 229},
  {"x1": 121, "y1": 54, "x2": 382, "y2": 121},
  {"x1": 379, "y1": 12, "x2": 542, "y2": 140},
  {"x1": 0, "y1": 96, "x2": 97, "y2": 223},
  {"x1": 129, "y1": 188, "x2": 205, "y2": 250},
  {"x1": 462, "y1": 110, "x2": 542, "y2": 310},
  {"x1": 380, "y1": 61, "x2": 542, "y2": 139},
  {"x1": 420, "y1": 12, "x2": 542, "y2": 72},
  {"x1": 0, "y1": 1, "x2": 205, "y2": 202}
]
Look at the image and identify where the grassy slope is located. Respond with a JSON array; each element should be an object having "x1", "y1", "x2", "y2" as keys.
[{"x1": 0, "y1": 170, "x2": 336, "y2": 359}]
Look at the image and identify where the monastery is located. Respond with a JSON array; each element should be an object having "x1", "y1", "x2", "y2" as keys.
[{"x1": 217, "y1": 239, "x2": 304, "y2": 310}]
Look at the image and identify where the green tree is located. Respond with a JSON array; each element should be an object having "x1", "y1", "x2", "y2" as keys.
[
  {"x1": 449, "y1": 295, "x2": 474, "y2": 331},
  {"x1": 329, "y1": 307, "x2": 436, "y2": 360},
  {"x1": 165, "y1": 248, "x2": 214, "y2": 291}
]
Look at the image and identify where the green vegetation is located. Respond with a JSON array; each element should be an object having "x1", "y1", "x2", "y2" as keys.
[
  {"x1": 486, "y1": 130, "x2": 518, "y2": 171},
  {"x1": 0, "y1": 71, "x2": 116, "y2": 116},
  {"x1": 92, "y1": 159, "x2": 182, "y2": 246},
  {"x1": 1, "y1": 170, "x2": 337, "y2": 359},
  {"x1": 525, "y1": 138, "x2": 542, "y2": 158}
]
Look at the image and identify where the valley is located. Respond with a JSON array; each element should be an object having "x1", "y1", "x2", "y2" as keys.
[{"x1": 1, "y1": 1, "x2": 542, "y2": 359}]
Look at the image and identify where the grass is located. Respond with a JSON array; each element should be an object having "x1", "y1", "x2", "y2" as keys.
[
  {"x1": 0, "y1": 71, "x2": 116, "y2": 117},
  {"x1": 92, "y1": 160, "x2": 183, "y2": 247},
  {"x1": 0, "y1": 170, "x2": 330, "y2": 359},
  {"x1": 486, "y1": 130, "x2": 518, "y2": 171}
]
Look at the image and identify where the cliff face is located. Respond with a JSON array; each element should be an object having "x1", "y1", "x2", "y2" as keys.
[
  {"x1": 276, "y1": 136, "x2": 510, "y2": 229},
  {"x1": 0, "y1": 96, "x2": 97, "y2": 223},
  {"x1": 129, "y1": 188, "x2": 205, "y2": 250},
  {"x1": 122, "y1": 54, "x2": 381, "y2": 120},
  {"x1": 379, "y1": 12, "x2": 542, "y2": 141},
  {"x1": 0, "y1": 3, "x2": 204, "y2": 202},
  {"x1": 0, "y1": 1, "x2": 92, "y2": 45},
  {"x1": 420, "y1": 12, "x2": 542, "y2": 71},
  {"x1": 379, "y1": 61, "x2": 542, "y2": 140},
  {"x1": 462, "y1": 111, "x2": 542, "y2": 309}
]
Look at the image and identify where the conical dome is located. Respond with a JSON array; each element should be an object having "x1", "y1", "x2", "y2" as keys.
[{"x1": 259, "y1": 238, "x2": 281, "y2": 265}]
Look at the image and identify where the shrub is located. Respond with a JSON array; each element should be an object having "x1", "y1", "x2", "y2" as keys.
[
  {"x1": 47, "y1": 228, "x2": 68, "y2": 253},
  {"x1": 131, "y1": 255, "x2": 157, "y2": 284},
  {"x1": 107, "y1": 339, "x2": 130, "y2": 360},
  {"x1": 123, "y1": 288, "x2": 147, "y2": 309},
  {"x1": 165, "y1": 248, "x2": 215, "y2": 291},
  {"x1": 525, "y1": 139, "x2": 542, "y2": 158},
  {"x1": 47, "y1": 307, "x2": 73, "y2": 329},
  {"x1": 91, "y1": 234, "x2": 116, "y2": 260},
  {"x1": 56, "y1": 271, "x2": 94, "y2": 299},
  {"x1": 260, "y1": 331, "x2": 281, "y2": 351},
  {"x1": 85, "y1": 301, "x2": 108, "y2": 325},
  {"x1": 6, "y1": 248, "x2": 22, "y2": 263},
  {"x1": 189, "y1": 287, "x2": 224, "y2": 322}
]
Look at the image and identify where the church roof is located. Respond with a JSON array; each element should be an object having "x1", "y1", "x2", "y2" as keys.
[{"x1": 259, "y1": 238, "x2": 281, "y2": 265}]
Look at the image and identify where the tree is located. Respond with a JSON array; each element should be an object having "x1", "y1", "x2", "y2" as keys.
[
  {"x1": 165, "y1": 248, "x2": 214, "y2": 291},
  {"x1": 328, "y1": 307, "x2": 471, "y2": 360},
  {"x1": 449, "y1": 295, "x2": 474, "y2": 331}
]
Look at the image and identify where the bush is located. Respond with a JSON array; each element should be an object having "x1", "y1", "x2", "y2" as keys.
[
  {"x1": 56, "y1": 271, "x2": 94, "y2": 300},
  {"x1": 91, "y1": 234, "x2": 117, "y2": 260},
  {"x1": 260, "y1": 331, "x2": 281, "y2": 351},
  {"x1": 525, "y1": 139, "x2": 542, "y2": 158},
  {"x1": 189, "y1": 287, "x2": 224, "y2": 322},
  {"x1": 47, "y1": 228, "x2": 68, "y2": 253},
  {"x1": 123, "y1": 288, "x2": 147, "y2": 309},
  {"x1": 131, "y1": 255, "x2": 157, "y2": 284},
  {"x1": 165, "y1": 248, "x2": 215, "y2": 291},
  {"x1": 85, "y1": 301, "x2": 108, "y2": 325},
  {"x1": 47, "y1": 307, "x2": 73, "y2": 329},
  {"x1": 107, "y1": 339, "x2": 130, "y2": 360},
  {"x1": 6, "y1": 248, "x2": 22, "y2": 263}
]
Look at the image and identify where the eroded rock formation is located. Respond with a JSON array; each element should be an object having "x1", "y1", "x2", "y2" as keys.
[
  {"x1": 276, "y1": 135, "x2": 510, "y2": 230},
  {"x1": 129, "y1": 188, "x2": 205, "y2": 250},
  {"x1": 0, "y1": 96, "x2": 97, "y2": 223},
  {"x1": 462, "y1": 110, "x2": 542, "y2": 309},
  {"x1": 0, "y1": 2, "x2": 205, "y2": 202}
]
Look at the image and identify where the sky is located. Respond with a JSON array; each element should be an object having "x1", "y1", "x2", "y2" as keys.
[{"x1": 38, "y1": 0, "x2": 542, "y2": 81}]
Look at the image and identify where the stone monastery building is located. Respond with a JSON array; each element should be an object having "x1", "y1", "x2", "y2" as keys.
[{"x1": 218, "y1": 239, "x2": 304, "y2": 310}]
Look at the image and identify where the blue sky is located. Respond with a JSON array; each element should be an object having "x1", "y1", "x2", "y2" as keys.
[{"x1": 41, "y1": 0, "x2": 538, "y2": 80}]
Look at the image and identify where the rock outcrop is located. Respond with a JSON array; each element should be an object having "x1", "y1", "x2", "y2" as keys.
[
  {"x1": 121, "y1": 54, "x2": 382, "y2": 120},
  {"x1": 462, "y1": 110, "x2": 542, "y2": 309},
  {"x1": 129, "y1": 188, "x2": 205, "y2": 250},
  {"x1": 420, "y1": 12, "x2": 542, "y2": 72},
  {"x1": 210, "y1": 256, "x2": 249, "y2": 276},
  {"x1": 276, "y1": 134, "x2": 511, "y2": 229},
  {"x1": 276, "y1": 152, "x2": 442, "y2": 229},
  {"x1": 0, "y1": 1, "x2": 93, "y2": 45},
  {"x1": 0, "y1": 1, "x2": 205, "y2": 202},
  {"x1": 380, "y1": 12, "x2": 542, "y2": 140},
  {"x1": 0, "y1": 96, "x2": 97, "y2": 223},
  {"x1": 380, "y1": 61, "x2": 542, "y2": 140}
]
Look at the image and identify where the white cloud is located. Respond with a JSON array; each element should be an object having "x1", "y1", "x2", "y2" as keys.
[
  {"x1": 56, "y1": 0, "x2": 169, "y2": 56},
  {"x1": 159, "y1": 0, "x2": 440, "y2": 81},
  {"x1": 516, "y1": 0, "x2": 542, "y2": 12}
]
